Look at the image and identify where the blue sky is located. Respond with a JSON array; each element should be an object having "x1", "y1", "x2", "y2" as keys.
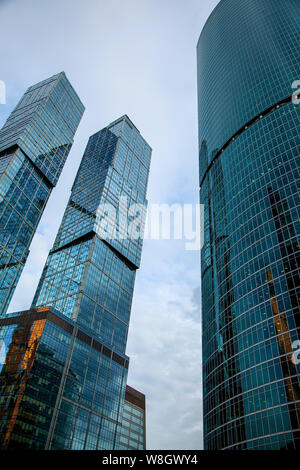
[{"x1": 0, "y1": 0, "x2": 219, "y2": 449}]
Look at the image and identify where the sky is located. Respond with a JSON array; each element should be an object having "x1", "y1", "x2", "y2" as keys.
[{"x1": 0, "y1": 0, "x2": 220, "y2": 450}]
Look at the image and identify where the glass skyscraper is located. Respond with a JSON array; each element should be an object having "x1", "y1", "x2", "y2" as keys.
[
  {"x1": 0, "y1": 72, "x2": 85, "y2": 317},
  {"x1": 198, "y1": 0, "x2": 300, "y2": 450},
  {"x1": 0, "y1": 115, "x2": 151, "y2": 449}
]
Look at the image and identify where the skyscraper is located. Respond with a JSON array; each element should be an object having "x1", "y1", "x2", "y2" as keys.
[
  {"x1": 198, "y1": 0, "x2": 300, "y2": 450},
  {"x1": 0, "y1": 73, "x2": 85, "y2": 317},
  {"x1": 0, "y1": 115, "x2": 151, "y2": 449}
]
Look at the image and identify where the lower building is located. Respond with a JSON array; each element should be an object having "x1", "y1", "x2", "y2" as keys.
[
  {"x1": 118, "y1": 385, "x2": 146, "y2": 450},
  {"x1": 0, "y1": 307, "x2": 129, "y2": 450}
]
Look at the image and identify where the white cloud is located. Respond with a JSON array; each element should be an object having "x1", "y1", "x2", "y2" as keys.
[
  {"x1": 127, "y1": 250, "x2": 203, "y2": 449},
  {"x1": 8, "y1": 232, "x2": 50, "y2": 311}
]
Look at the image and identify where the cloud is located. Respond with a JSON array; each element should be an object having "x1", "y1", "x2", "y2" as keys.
[
  {"x1": 8, "y1": 232, "x2": 51, "y2": 312},
  {"x1": 126, "y1": 236, "x2": 202, "y2": 449},
  {"x1": 127, "y1": 261, "x2": 203, "y2": 449}
]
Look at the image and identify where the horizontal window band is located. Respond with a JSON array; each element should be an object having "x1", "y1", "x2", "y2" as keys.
[
  {"x1": 0, "y1": 307, "x2": 129, "y2": 369},
  {"x1": 199, "y1": 95, "x2": 296, "y2": 189}
]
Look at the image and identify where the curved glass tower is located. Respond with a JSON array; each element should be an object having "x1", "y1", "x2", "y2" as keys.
[{"x1": 198, "y1": 0, "x2": 300, "y2": 450}]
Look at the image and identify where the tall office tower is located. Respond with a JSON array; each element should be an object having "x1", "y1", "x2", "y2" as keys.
[
  {"x1": 0, "y1": 115, "x2": 151, "y2": 449},
  {"x1": 0, "y1": 73, "x2": 85, "y2": 317},
  {"x1": 119, "y1": 385, "x2": 146, "y2": 450},
  {"x1": 198, "y1": 0, "x2": 300, "y2": 450}
]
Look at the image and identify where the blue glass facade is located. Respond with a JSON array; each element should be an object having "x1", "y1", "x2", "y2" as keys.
[
  {"x1": 0, "y1": 307, "x2": 128, "y2": 450},
  {"x1": 0, "y1": 73, "x2": 84, "y2": 316},
  {"x1": 0, "y1": 115, "x2": 151, "y2": 449},
  {"x1": 198, "y1": 0, "x2": 300, "y2": 449},
  {"x1": 32, "y1": 116, "x2": 151, "y2": 352}
]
